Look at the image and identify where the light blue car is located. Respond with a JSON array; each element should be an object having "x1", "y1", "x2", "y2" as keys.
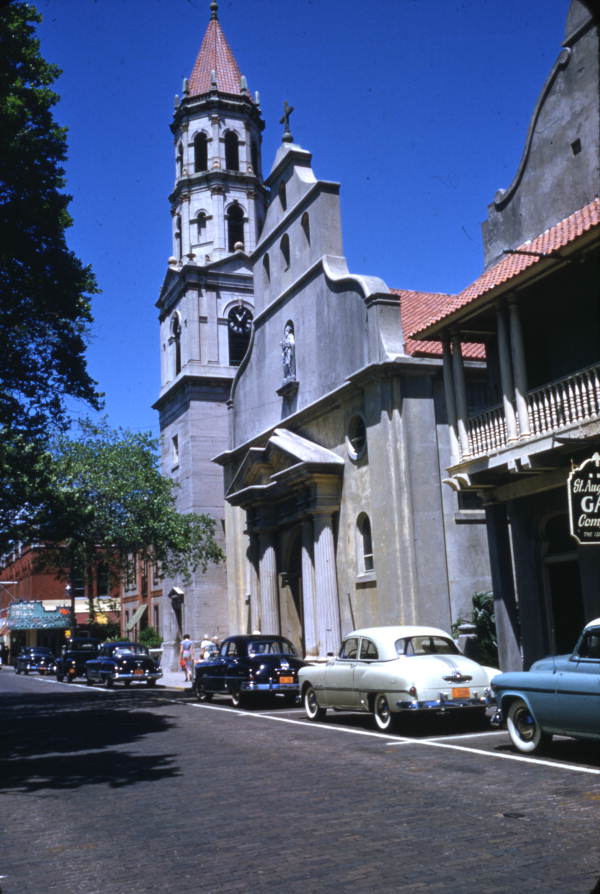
[{"x1": 492, "y1": 617, "x2": 600, "y2": 753}]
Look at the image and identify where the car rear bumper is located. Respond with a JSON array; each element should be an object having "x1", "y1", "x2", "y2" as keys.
[
  {"x1": 241, "y1": 681, "x2": 298, "y2": 693},
  {"x1": 396, "y1": 692, "x2": 495, "y2": 711},
  {"x1": 113, "y1": 671, "x2": 163, "y2": 682}
]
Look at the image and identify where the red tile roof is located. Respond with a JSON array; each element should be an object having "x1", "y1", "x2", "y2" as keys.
[
  {"x1": 188, "y1": 10, "x2": 245, "y2": 97},
  {"x1": 407, "y1": 197, "x2": 600, "y2": 338},
  {"x1": 395, "y1": 289, "x2": 486, "y2": 360}
]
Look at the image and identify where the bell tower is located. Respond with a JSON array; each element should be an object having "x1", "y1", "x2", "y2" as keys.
[{"x1": 154, "y1": 1, "x2": 265, "y2": 668}]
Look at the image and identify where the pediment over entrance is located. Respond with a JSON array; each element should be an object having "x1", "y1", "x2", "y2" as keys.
[{"x1": 226, "y1": 428, "x2": 344, "y2": 508}]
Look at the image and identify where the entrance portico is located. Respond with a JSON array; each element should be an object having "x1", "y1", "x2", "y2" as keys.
[{"x1": 226, "y1": 429, "x2": 344, "y2": 657}]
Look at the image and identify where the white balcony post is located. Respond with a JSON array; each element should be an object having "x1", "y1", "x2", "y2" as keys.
[
  {"x1": 451, "y1": 334, "x2": 471, "y2": 458},
  {"x1": 496, "y1": 306, "x2": 518, "y2": 442},
  {"x1": 442, "y1": 335, "x2": 460, "y2": 464},
  {"x1": 508, "y1": 298, "x2": 531, "y2": 438}
]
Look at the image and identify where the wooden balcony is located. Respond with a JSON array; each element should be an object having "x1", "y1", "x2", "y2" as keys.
[{"x1": 464, "y1": 362, "x2": 600, "y2": 460}]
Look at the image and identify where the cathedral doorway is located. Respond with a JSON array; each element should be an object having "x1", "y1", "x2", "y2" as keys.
[
  {"x1": 279, "y1": 528, "x2": 304, "y2": 655},
  {"x1": 542, "y1": 513, "x2": 584, "y2": 654}
]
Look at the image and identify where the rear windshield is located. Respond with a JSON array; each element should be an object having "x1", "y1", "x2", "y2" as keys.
[
  {"x1": 248, "y1": 639, "x2": 296, "y2": 656},
  {"x1": 395, "y1": 636, "x2": 460, "y2": 657},
  {"x1": 111, "y1": 644, "x2": 149, "y2": 657}
]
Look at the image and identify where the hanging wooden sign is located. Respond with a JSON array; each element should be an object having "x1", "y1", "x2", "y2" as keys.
[{"x1": 568, "y1": 452, "x2": 600, "y2": 545}]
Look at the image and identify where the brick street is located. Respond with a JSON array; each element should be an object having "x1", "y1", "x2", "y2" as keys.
[{"x1": 1, "y1": 669, "x2": 600, "y2": 894}]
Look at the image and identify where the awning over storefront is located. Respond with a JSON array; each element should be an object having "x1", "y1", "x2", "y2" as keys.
[{"x1": 125, "y1": 603, "x2": 147, "y2": 631}]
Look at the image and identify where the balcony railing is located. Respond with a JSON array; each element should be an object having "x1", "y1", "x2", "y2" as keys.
[{"x1": 464, "y1": 362, "x2": 600, "y2": 460}]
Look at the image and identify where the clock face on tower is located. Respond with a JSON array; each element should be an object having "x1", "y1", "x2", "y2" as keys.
[{"x1": 228, "y1": 306, "x2": 252, "y2": 334}]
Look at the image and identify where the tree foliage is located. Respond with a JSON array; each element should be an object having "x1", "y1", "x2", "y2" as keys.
[
  {"x1": 0, "y1": 2, "x2": 101, "y2": 534},
  {"x1": 36, "y1": 420, "x2": 224, "y2": 586}
]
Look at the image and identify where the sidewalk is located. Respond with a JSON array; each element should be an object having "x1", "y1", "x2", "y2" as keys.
[{"x1": 157, "y1": 667, "x2": 195, "y2": 692}]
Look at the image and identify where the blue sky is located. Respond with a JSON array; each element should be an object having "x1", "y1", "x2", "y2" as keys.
[{"x1": 34, "y1": 0, "x2": 569, "y2": 437}]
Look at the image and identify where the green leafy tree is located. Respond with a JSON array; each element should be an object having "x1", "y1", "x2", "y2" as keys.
[
  {"x1": 0, "y1": 2, "x2": 101, "y2": 541},
  {"x1": 35, "y1": 420, "x2": 224, "y2": 593},
  {"x1": 139, "y1": 626, "x2": 163, "y2": 649}
]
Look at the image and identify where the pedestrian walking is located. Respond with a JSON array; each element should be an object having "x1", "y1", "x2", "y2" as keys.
[{"x1": 179, "y1": 634, "x2": 195, "y2": 682}]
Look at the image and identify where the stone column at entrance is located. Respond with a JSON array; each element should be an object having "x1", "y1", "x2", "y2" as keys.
[
  {"x1": 485, "y1": 503, "x2": 522, "y2": 671},
  {"x1": 258, "y1": 531, "x2": 279, "y2": 634},
  {"x1": 301, "y1": 519, "x2": 317, "y2": 656},
  {"x1": 313, "y1": 513, "x2": 341, "y2": 656}
]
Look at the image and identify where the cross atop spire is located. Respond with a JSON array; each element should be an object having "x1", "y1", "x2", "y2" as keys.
[{"x1": 187, "y1": 3, "x2": 246, "y2": 97}]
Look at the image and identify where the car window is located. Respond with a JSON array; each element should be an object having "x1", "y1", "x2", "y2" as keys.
[
  {"x1": 222, "y1": 642, "x2": 238, "y2": 657},
  {"x1": 396, "y1": 636, "x2": 460, "y2": 657},
  {"x1": 577, "y1": 630, "x2": 600, "y2": 660},
  {"x1": 339, "y1": 637, "x2": 359, "y2": 659},
  {"x1": 359, "y1": 639, "x2": 378, "y2": 660},
  {"x1": 248, "y1": 639, "x2": 296, "y2": 656}
]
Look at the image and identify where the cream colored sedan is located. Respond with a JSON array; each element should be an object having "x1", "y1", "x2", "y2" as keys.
[{"x1": 298, "y1": 625, "x2": 498, "y2": 731}]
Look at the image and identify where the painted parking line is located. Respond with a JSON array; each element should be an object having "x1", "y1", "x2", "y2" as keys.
[
  {"x1": 36, "y1": 677, "x2": 113, "y2": 694},
  {"x1": 386, "y1": 736, "x2": 600, "y2": 775},
  {"x1": 181, "y1": 700, "x2": 600, "y2": 776}
]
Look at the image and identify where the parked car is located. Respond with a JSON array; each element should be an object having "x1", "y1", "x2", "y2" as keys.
[
  {"x1": 194, "y1": 634, "x2": 306, "y2": 706},
  {"x1": 15, "y1": 646, "x2": 56, "y2": 676},
  {"x1": 298, "y1": 625, "x2": 498, "y2": 731},
  {"x1": 85, "y1": 641, "x2": 162, "y2": 688},
  {"x1": 55, "y1": 638, "x2": 100, "y2": 682},
  {"x1": 492, "y1": 617, "x2": 600, "y2": 753}
]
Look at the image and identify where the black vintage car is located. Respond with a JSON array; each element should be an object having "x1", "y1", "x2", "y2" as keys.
[
  {"x1": 85, "y1": 641, "x2": 162, "y2": 688},
  {"x1": 15, "y1": 646, "x2": 56, "y2": 675},
  {"x1": 55, "y1": 638, "x2": 100, "y2": 682},
  {"x1": 194, "y1": 634, "x2": 306, "y2": 707}
]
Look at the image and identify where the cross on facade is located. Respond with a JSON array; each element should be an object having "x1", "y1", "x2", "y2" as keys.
[{"x1": 280, "y1": 101, "x2": 294, "y2": 143}]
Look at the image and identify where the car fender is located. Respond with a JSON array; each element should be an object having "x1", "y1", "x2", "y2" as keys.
[{"x1": 496, "y1": 688, "x2": 539, "y2": 724}]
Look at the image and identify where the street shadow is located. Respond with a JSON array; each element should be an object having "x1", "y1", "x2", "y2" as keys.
[
  {"x1": 0, "y1": 749, "x2": 179, "y2": 792},
  {"x1": 0, "y1": 690, "x2": 181, "y2": 792}
]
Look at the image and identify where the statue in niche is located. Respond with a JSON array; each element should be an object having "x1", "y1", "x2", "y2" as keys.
[{"x1": 281, "y1": 322, "x2": 296, "y2": 382}]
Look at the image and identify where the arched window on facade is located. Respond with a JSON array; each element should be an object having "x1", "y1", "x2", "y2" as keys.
[
  {"x1": 227, "y1": 203, "x2": 244, "y2": 251},
  {"x1": 170, "y1": 313, "x2": 182, "y2": 377},
  {"x1": 278, "y1": 180, "x2": 287, "y2": 210},
  {"x1": 176, "y1": 142, "x2": 183, "y2": 177},
  {"x1": 301, "y1": 211, "x2": 310, "y2": 244},
  {"x1": 280, "y1": 233, "x2": 290, "y2": 270},
  {"x1": 357, "y1": 513, "x2": 374, "y2": 573},
  {"x1": 194, "y1": 132, "x2": 208, "y2": 172},
  {"x1": 175, "y1": 214, "x2": 182, "y2": 259},
  {"x1": 227, "y1": 305, "x2": 253, "y2": 366},
  {"x1": 251, "y1": 140, "x2": 259, "y2": 175},
  {"x1": 195, "y1": 211, "x2": 207, "y2": 243},
  {"x1": 224, "y1": 131, "x2": 240, "y2": 171}
]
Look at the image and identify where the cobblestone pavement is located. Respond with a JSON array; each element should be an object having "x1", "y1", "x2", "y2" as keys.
[{"x1": 1, "y1": 668, "x2": 600, "y2": 894}]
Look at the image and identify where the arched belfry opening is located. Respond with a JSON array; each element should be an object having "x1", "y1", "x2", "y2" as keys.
[
  {"x1": 224, "y1": 131, "x2": 240, "y2": 171},
  {"x1": 227, "y1": 203, "x2": 244, "y2": 251},
  {"x1": 194, "y1": 132, "x2": 208, "y2": 172}
]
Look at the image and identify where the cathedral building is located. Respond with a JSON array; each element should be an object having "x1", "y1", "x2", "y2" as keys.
[{"x1": 155, "y1": 2, "x2": 492, "y2": 667}]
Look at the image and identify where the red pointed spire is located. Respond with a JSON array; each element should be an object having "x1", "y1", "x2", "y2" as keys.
[{"x1": 188, "y1": 2, "x2": 245, "y2": 97}]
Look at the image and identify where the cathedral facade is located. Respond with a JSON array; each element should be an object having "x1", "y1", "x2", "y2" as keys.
[{"x1": 155, "y1": 2, "x2": 492, "y2": 666}]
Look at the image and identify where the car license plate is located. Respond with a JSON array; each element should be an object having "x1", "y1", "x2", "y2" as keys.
[
  {"x1": 451, "y1": 687, "x2": 470, "y2": 699},
  {"x1": 134, "y1": 669, "x2": 144, "y2": 676},
  {"x1": 279, "y1": 675, "x2": 294, "y2": 684}
]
